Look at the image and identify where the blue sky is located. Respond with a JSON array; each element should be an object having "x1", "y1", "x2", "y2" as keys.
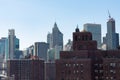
[{"x1": 0, "y1": 0, "x2": 120, "y2": 50}]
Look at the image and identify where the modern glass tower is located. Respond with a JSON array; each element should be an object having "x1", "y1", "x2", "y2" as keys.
[
  {"x1": 84, "y1": 23, "x2": 101, "y2": 49},
  {"x1": 106, "y1": 14, "x2": 119, "y2": 50}
]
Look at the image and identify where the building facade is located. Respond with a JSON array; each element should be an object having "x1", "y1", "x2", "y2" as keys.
[
  {"x1": 64, "y1": 39, "x2": 72, "y2": 51},
  {"x1": 45, "y1": 62, "x2": 56, "y2": 80},
  {"x1": 7, "y1": 58, "x2": 44, "y2": 80},
  {"x1": 47, "y1": 32, "x2": 53, "y2": 49},
  {"x1": 56, "y1": 27, "x2": 120, "y2": 80},
  {"x1": 0, "y1": 37, "x2": 7, "y2": 56},
  {"x1": 84, "y1": 23, "x2": 101, "y2": 49},
  {"x1": 47, "y1": 48, "x2": 55, "y2": 62}
]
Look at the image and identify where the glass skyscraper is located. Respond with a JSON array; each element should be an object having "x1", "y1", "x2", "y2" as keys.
[
  {"x1": 106, "y1": 15, "x2": 119, "y2": 50},
  {"x1": 84, "y1": 23, "x2": 101, "y2": 49}
]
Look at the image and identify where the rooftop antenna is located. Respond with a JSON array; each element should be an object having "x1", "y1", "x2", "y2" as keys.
[
  {"x1": 108, "y1": 10, "x2": 111, "y2": 19},
  {"x1": 77, "y1": 24, "x2": 79, "y2": 28}
]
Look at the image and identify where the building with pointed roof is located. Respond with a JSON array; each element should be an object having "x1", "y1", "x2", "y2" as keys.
[
  {"x1": 52, "y1": 22, "x2": 63, "y2": 49},
  {"x1": 105, "y1": 14, "x2": 119, "y2": 50}
]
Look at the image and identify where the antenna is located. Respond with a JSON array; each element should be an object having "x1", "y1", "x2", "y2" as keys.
[
  {"x1": 108, "y1": 10, "x2": 111, "y2": 19},
  {"x1": 77, "y1": 24, "x2": 79, "y2": 28}
]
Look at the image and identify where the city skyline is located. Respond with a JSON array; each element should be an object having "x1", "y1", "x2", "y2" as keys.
[{"x1": 0, "y1": 0, "x2": 120, "y2": 50}]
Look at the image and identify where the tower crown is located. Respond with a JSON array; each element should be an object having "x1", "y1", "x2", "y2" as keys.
[
  {"x1": 75, "y1": 25, "x2": 80, "y2": 32},
  {"x1": 73, "y1": 28, "x2": 97, "y2": 50}
]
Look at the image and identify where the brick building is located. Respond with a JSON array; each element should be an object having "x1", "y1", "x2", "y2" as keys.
[
  {"x1": 56, "y1": 27, "x2": 120, "y2": 80},
  {"x1": 7, "y1": 56, "x2": 44, "y2": 80}
]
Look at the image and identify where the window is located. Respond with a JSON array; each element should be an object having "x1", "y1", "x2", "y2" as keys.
[
  {"x1": 110, "y1": 63, "x2": 116, "y2": 67},
  {"x1": 69, "y1": 64, "x2": 71, "y2": 67},
  {"x1": 94, "y1": 70, "x2": 98, "y2": 73},
  {"x1": 106, "y1": 77, "x2": 108, "y2": 79},
  {"x1": 66, "y1": 64, "x2": 68, "y2": 67},
  {"x1": 110, "y1": 70, "x2": 116, "y2": 74},
  {"x1": 95, "y1": 76, "x2": 98, "y2": 79},
  {"x1": 75, "y1": 36, "x2": 77, "y2": 41},
  {"x1": 61, "y1": 78, "x2": 64, "y2": 80},
  {"x1": 78, "y1": 36, "x2": 81, "y2": 41}
]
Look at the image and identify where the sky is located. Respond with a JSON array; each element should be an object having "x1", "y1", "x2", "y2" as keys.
[{"x1": 0, "y1": 0, "x2": 120, "y2": 50}]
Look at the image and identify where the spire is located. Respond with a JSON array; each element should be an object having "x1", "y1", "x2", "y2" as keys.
[
  {"x1": 107, "y1": 10, "x2": 115, "y2": 21},
  {"x1": 54, "y1": 22, "x2": 57, "y2": 27},
  {"x1": 75, "y1": 24, "x2": 79, "y2": 32},
  {"x1": 54, "y1": 22, "x2": 58, "y2": 29},
  {"x1": 53, "y1": 22, "x2": 59, "y2": 32},
  {"x1": 108, "y1": 10, "x2": 111, "y2": 19}
]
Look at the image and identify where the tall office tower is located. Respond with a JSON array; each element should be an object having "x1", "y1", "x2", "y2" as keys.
[
  {"x1": 47, "y1": 22, "x2": 63, "y2": 62},
  {"x1": 47, "y1": 32, "x2": 53, "y2": 49},
  {"x1": 84, "y1": 23, "x2": 101, "y2": 49},
  {"x1": 8, "y1": 29, "x2": 15, "y2": 59},
  {"x1": 105, "y1": 14, "x2": 119, "y2": 50},
  {"x1": 34, "y1": 42, "x2": 49, "y2": 61},
  {"x1": 56, "y1": 27, "x2": 120, "y2": 80},
  {"x1": 8, "y1": 29, "x2": 20, "y2": 59},
  {"x1": 7, "y1": 57, "x2": 44, "y2": 80},
  {"x1": 52, "y1": 22, "x2": 63, "y2": 49}
]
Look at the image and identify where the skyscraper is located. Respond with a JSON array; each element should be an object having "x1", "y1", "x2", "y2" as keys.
[
  {"x1": 52, "y1": 22, "x2": 63, "y2": 49},
  {"x1": 47, "y1": 22, "x2": 63, "y2": 62},
  {"x1": 8, "y1": 29, "x2": 15, "y2": 59},
  {"x1": 105, "y1": 14, "x2": 119, "y2": 50},
  {"x1": 84, "y1": 23, "x2": 101, "y2": 48},
  {"x1": 8, "y1": 29, "x2": 20, "y2": 59}
]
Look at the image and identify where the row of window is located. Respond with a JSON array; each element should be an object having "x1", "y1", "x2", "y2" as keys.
[
  {"x1": 61, "y1": 77, "x2": 84, "y2": 80},
  {"x1": 62, "y1": 70, "x2": 84, "y2": 75},
  {"x1": 65, "y1": 64, "x2": 83, "y2": 67}
]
